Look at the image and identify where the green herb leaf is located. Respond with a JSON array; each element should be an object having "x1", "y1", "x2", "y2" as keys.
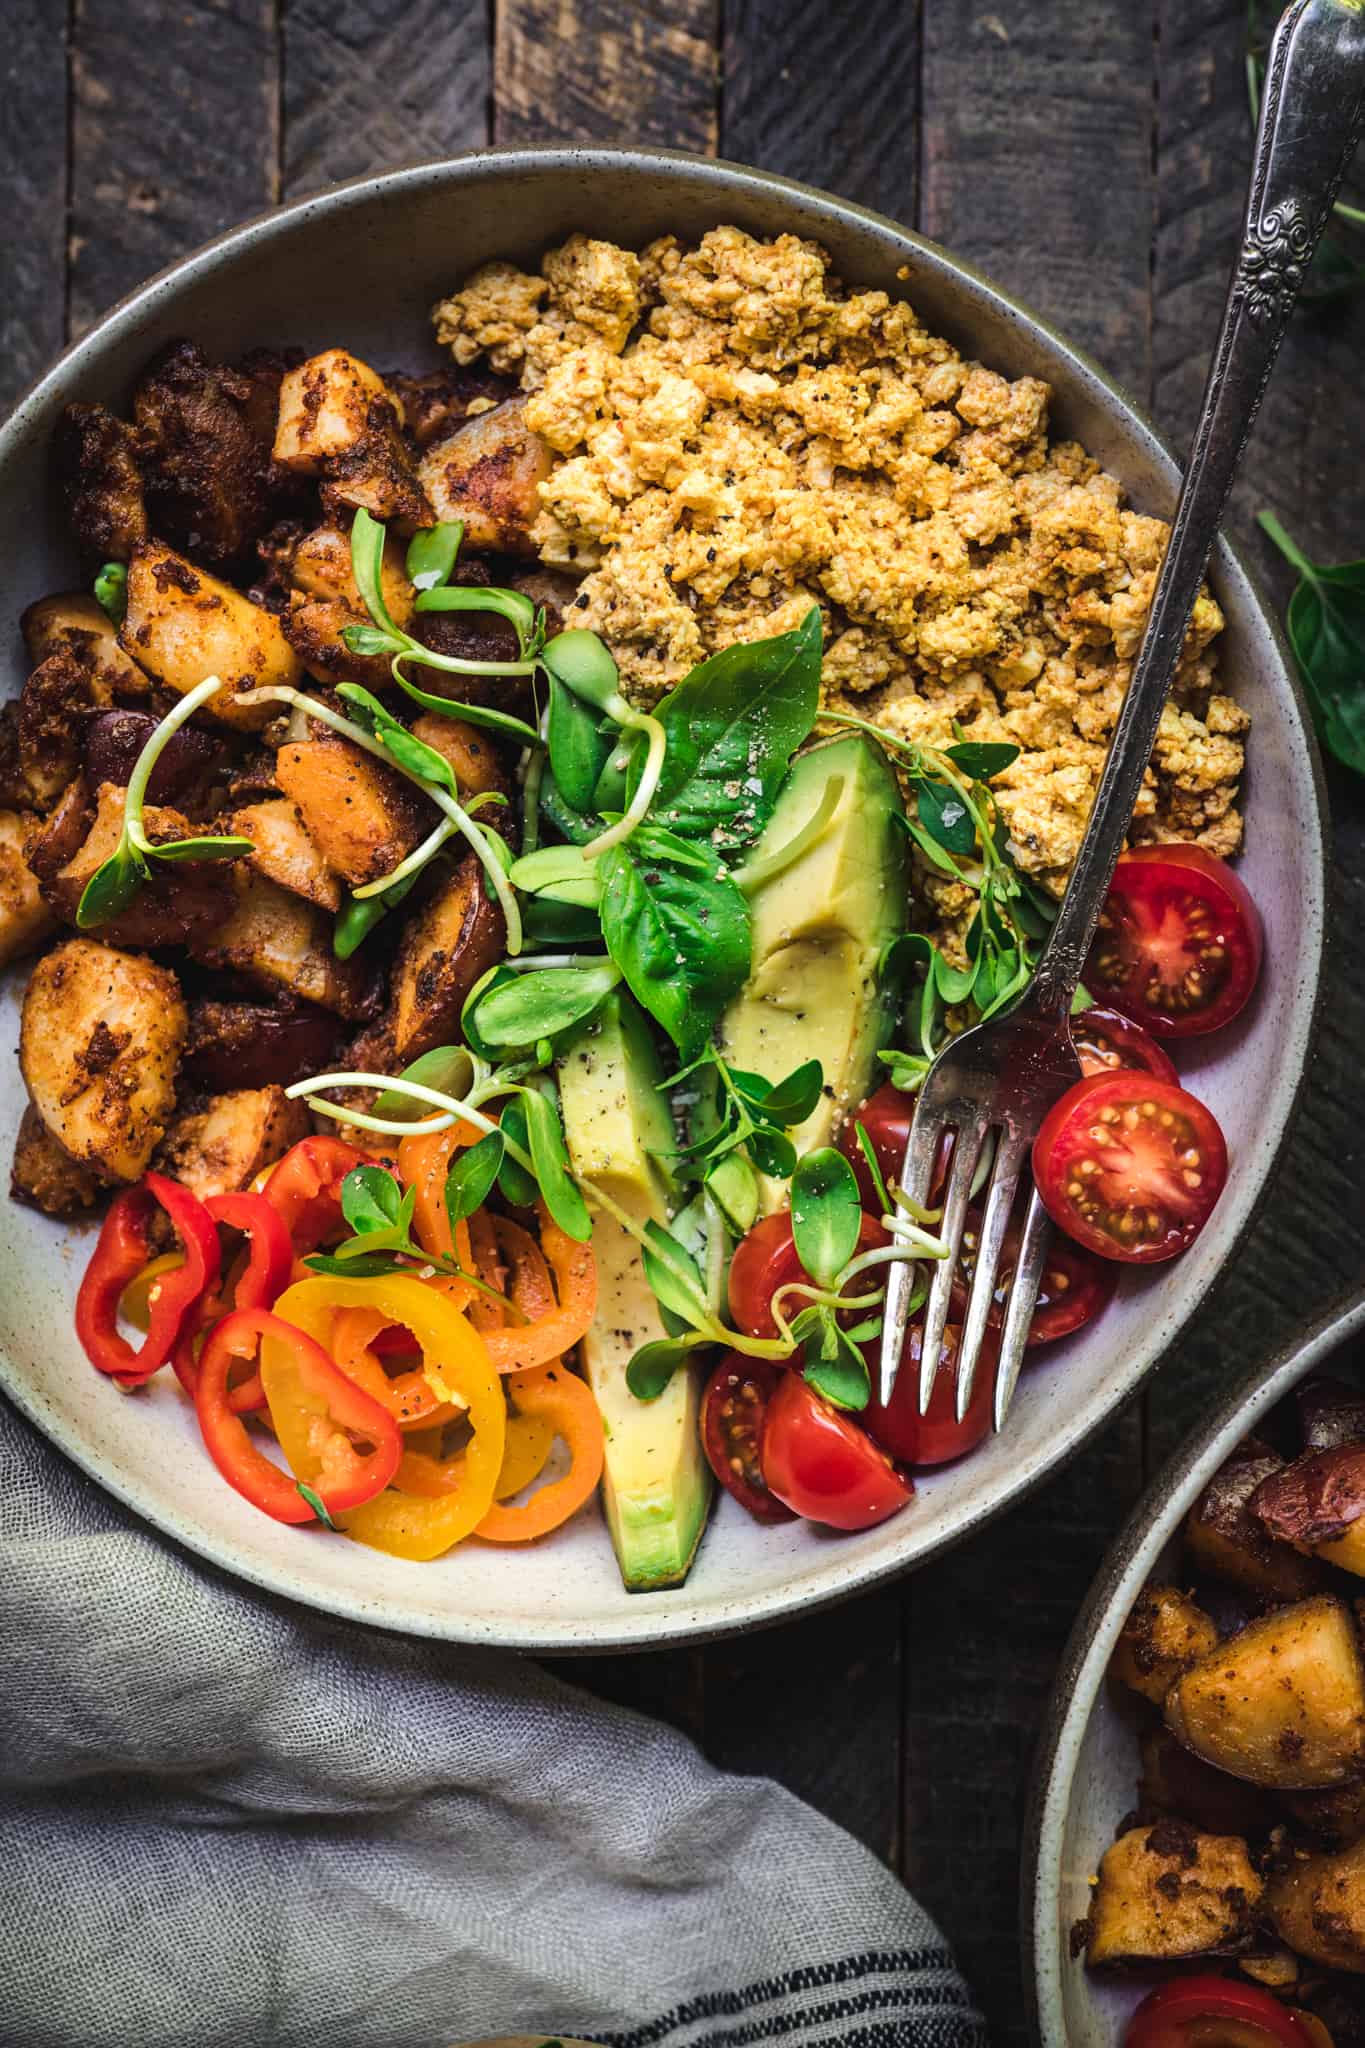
[
  {"x1": 1259, "y1": 512, "x2": 1365, "y2": 775},
  {"x1": 406, "y1": 520, "x2": 464, "y2": 592},
  {"x1": 643, "y1": 607, "x2": 823, "y2": 853},
  {"x1": 348, "y1": 507, "x2": 404, "y2": 640},
  {"x1": 790, "y1": 1146, "x2": 862, "y2": 1290},
  {"x1": 640, "y1": 1221, "x2": 711, "y2": 1327},
  {"x1": 546, "y1": 672, "x2": 616, "y2": 811},
  {"x1": 444, "y1": 1130, "x2": 506, "y2": 1230},
  {"x1": 295, "y1": 1481, "x2": 338, "y2": 1528},
  {"x1": 626, "y1": 1336, "x2": 701, "y2": 1402},
  {"x1": 497, "y1": 1099, "x2": 540, "y2": 1208},
  {"x1": 466, "y1": 962, "x2": 621, "y2": 1050},
  {"x1": 598, "y1": 841, "x2": 751, "y2": 1060},
  {"x1": 336, "y1": 683, "x2": 459, "y2": 794},
  {"x1": 802, "y1": 1321, "x2": 871, "y2": 1411},
  {"x1": 508, "y1": 844, "x2": 601, "y2": 903},
  {"x1": 538, "y1": 768, "x2": 603, "y2": 847},
  {"x1": 93, "y1": 561, "x2": 128, "y2": 624},
  {"x1": 518, "y1": 1086, "x2": 592, "y2": 1241},
  {"x1": 372, "y1": 1044, "x2": 475, "y2": 1122},
  {"x1": 388, "y1": 660, "x2": 542, "y2": 747},
  {"x1": 341, "y1": 622, "x2": 407, "y2": 658},
  {"x1": 541, "y1": 629, "x2": 623, "y2": 713},
  {"x1": 746, "y1": 1127, "x2": 797, "y2": 1179},
  {"x1": 916, "y1": 778, "x2": 976, "y2": 855},
  {"x1": 341, "y1": 1164, "x2": 404, "y2": 1235},
  {"x1": 944, "y1": 740, "x2": 1020, "y2": 780},
  {"x1": 414, "y1": 583, "x2": 538, "y2": 647},
  {"x1": 303, "y1": 1251, "x2": 409, "y2": 1278},
  {"x1": 629, "y1": 823, "x2": 719, "y2": 875},
  {"x1": 522, "y1": 896, "x2": 604, "y2": 946},
  {"x1": 755, "y1": 1058, "x2": 824, "y2": 1127},
  {"x1": 75, "y1": 842, "x2": 147, "y2": 929},
  {"x1": 148, "y1": 833, "x2": 254, "y2": 863},
  {"x1": 880, "y1": 1047, "x2": 932, "y2": 1090},
  {"x1": 853, "y1": 1122, "x2": 892, "y2": 1215},
  {"x1": 333, "y1": 869, "x2": 422, "y2": 959}
]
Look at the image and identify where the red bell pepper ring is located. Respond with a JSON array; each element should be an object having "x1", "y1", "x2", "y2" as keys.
[
  {"x1": 76, "y1": 1172, "x2": 219, "y2": 1389},
  {"x1": 195, "y1": 1308, "x2": 402, "y2": 1524},
  {"x1": 172, "y1": 1191, "x2": 295, "y2": 1409},
  {"x1": 260, "y1": 1137, "x2": 371, "y2": 1254}
]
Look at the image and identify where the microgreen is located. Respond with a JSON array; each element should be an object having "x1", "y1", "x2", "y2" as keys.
[
  {"x1": 540, "y1": 629, "x2": 667, "y2": 857},
  {"x1": 296, "y1": 1482, "x2": 337, "y2": 1529},
  {"x1": 462, "y1": 961, "x2": 621, "y2": 1053},
  {"x1": 93, "y1": 561, "x2": 128, "y2": 624},
  {"x1": 443, "y1": 1130, "x2": 506, "y2": 1229},
  {"x1": 790, "y1": 1148, "x2": 863, "y2": 1290},
  {"x1": 76, "y1": 675, "x2": 254, "y2": 930},
  {"x1": 301, "y1": 1158, "x2": 509, "y2": 1303},
  {"x1": 1259, "y1": 511, "x2": 1365, "y2": 776}
]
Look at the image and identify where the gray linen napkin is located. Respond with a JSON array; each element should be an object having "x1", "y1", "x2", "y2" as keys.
[{"x1": 0, "y1": 1394, "x2": 985, "y2": 2048}]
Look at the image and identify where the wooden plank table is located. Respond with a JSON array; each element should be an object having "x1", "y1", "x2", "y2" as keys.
[{"x1": 2, "y1": 3, "x2": 1362, "y2": 2037}]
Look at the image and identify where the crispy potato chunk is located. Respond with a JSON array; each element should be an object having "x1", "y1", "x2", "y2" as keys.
[
  {"x1": 21, "y1": 591, "x2": 149, "y2": 697},
  {"x1": 1254, "y1": 1447, "x2": 1365, "y2": 1579},
  {"x1": 0, "y1": 809, "x2": 56, "y2": 967},
  {"x1": 1165, "y1": 1595, "x2": 1365, "y2": 1789},
  {"x1": 1111, "y1": 1586, "x2": 1220, "y2": 1708},
  {"x1": 289, "y1": 522, "x2": 415, "y2": 626},
  {"x1": 54, "y1": 403, "x2": 148, "y2": 559},
  {"x1": 132, "y1": 340, "x2": 283, "y2": 568},
  {"x1": 1283, "y1": 1778, "x2": 1365, "y2": 1849},
  {"x1": 227, "y1": 797, "x2": 340, "y2": 912},
  {"x1": 409, "y1": 714, "x2": 511, "y2": 801},
  {"x1": 1266, "y1": 1837, "x2": 1365, "y2": 1974},
  {"x1": 40, "y1": 781, "x2": 236, "y2": 948},
  {"x1": 418, "y1": 398, "x2": 554, "y2": 555},
  {"x1": 1137, "y1": 1729, "x2": 1279, "y2": 1841},
  {"x1": 1085, "y1": 1821, "x2": 1262, "y2": 1967},
  {"x1": 390, "y1": 851, "x2": 506, "y2": 1063},
  {"x1": 24, "y1": 775, "x2": 94, "y2": 886},
  {"x1": 121, "y1": 539, "x2": 300, "y2": 729},
  {"x1": 1185, "y1": 1439, "x2": 1322, "y2": 1600},
  {"x1": 274, "y1": 737, "x2": 429, "y2": 889},
  {"x1": 17, "y1": 651, "x2": 113, "y2": 808},
  {"x1": 154, "y1": 1086, "x2": 311, "y2": 1201},
  {"x1": 190, "y1": 870, "x2": 376, "y2": 1020},
  {"x1": 10, "y1": 1103, "x2": 105, "y2": 1217},
  {"x1": 185, "y1": 994, "x2": 341, "y2": 1092},
  {"x1": 273, "y1": 350, "x2": 430, "y2": 530},
  {"x1": 20, "y1": 938, "x2": 186, "y2": 1180}
]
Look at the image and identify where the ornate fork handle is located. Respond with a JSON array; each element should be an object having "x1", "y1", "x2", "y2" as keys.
[{"x1": 1027, "y1": 0, "x2": 1365, "y2": 1019}]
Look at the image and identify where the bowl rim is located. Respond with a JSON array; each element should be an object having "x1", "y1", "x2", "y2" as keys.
[
  {"x1": 1023, "y1": 1286, "x2": 1365, "y2": 2046},
  {"x1": 0, "y1": 144, "x2": 1331, "y2": 1653}
]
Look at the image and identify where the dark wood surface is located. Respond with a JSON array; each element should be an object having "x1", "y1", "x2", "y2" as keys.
[{"x1": 2, "y1": 3, "x2": 1362, "y2": 2038}]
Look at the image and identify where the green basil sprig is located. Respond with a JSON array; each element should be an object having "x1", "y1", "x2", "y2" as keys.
[
  {"x1": 302, "y1": 1160, "x2": 510, "y2": 1304},
  {"x1": 1260, "y1": 511, "x2": 1365, "y2": 776}
]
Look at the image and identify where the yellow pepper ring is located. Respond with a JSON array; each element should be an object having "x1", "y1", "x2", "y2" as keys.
[
  {"x1": 118, "y1": 1252, "x2": 185, "y2": 1335},
  {"x1": 264, "y1": 1276, "x2": 505, "y2": 1561}
]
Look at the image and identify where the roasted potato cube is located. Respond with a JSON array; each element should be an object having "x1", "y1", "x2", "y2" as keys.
[
  {"x1": 185, "y1": 994, "x2": 341, "y2": 1092},
  {"x1": 0, "y1": 809, "x2": 55, "y2": 967},
  {"x1": 1283, "y1": 1778, "x2": 1365, "y2": 1848},
  {"x1": 21, "y1": 591, "x2": 149, "y2": 698},
  {"x1": 1300, "y1": 1377, "x2": 1365, "y2": 1454},
  {"x1": 273, "y1": 737, "x2": 429, "y2": 889},
  {"x1": 227, "y1": 798, "x2": 340, "y2": 911},
  {"x1": 281, "y1": 597, "x2": 396, "y2": 693},
  {"x1": 409, "y1": 714, "x2": 511, "y2": 802},
  {"x1": 1266, "y1": 1837, "x2": 1365, "y2": 1974},
  {"x1": 190, "y1": 870, "x2": 377, "y2": 1021},
  {"x1": 273, "y1": 350, "x2": 430, "y2": 530},
  {"x1": 391, "y1": 850, "x2": 506, "y2": 1063},
  {"x1": 1185, "y1": 1438, "x2": 1323, "y2": 1600},
  {"x1": 154, "y1": 1086, "x2": 311, "y2": 1201},
  {"x1": 386, "y1": 364, "x2": 516, "y2": 447},
  {"x1": 1137, "y1": 1728, "x2": 1279, "y2": 1840},
  {"x1": 1165, "y1": 1595, "x2": 1365, "y2": 1789},
  {"x1": 40, "y1": 781, "x2": 237, "y2": 949},
  {"x1": 54, "y1": 402, "x2": 148, "y2": 559},
  {"x1": 1111, "y1": 1586, "x2": 1220, "y2": 1707},
  {"x1": 10, "y1": 1103, "x2": 105, "y2": 1217},
  {"x1": 1084, "y1": 1822, "x2": 1262, "y2": 1967},
  {"x1": 132, "y1": 340, "x2": 282, "y2": 568},
  {"x1": 418, "y1": 397, "x2": 554, "y2": 555},
  {"x1": 289, "y1": 522, "x2": 415, "y2": 627},
  {"x1": 24, "y1": 776, "x2": 94, "y2": 886},
  {"x1": 1254, "y1": 1447, "x2": 1365, "y2": 1579},
  {"x1": 121, "y1": 539, "x2": 300, "y2": 728},
  {"x1": 17, "y1": 650, "x2": 114, "y2": 807},
  {"x1": 20, "y1": 938, "x2": 186, "y2": 1180}
]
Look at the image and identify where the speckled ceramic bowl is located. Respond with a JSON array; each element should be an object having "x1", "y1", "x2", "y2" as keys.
[
  {"x1": 0, "y1": 148, "x2": 1327, "y2": 1652},
  {"x1": 1026, "y1": 1292, "x2": 1365, "y2": 2046}
]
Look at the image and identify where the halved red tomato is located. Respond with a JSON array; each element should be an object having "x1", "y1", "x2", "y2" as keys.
[
  {"x1": 760, "y1": 1370, "x2": 913, "y2": 1530},
  {"x1": 728, "y1": 1211, "x2": 888, "y2": 1341},
  {"x1": 863, "y1": 1321, "x2": 998, "y2": 1467},
  {"x1": 1085, "y1": 844, "x2": 1263, "y2": 1038},
  {"x1": 949, "y1": 1206, "x2": 1118, "y2": 1345},
  {"x1": 701, "y1": 1354, "x2": 794, "y2": 1523},
  {"x1": 1033, "y1": 1071, "x2": 1228, "y2": 1264},
  {"x1": 836, "y1": 1083, "x2": 950, "y2": 1212},
  {"x1": 1123, "y1": 1974, "x2": 1324, "y2": 2047},
  {"x1": 1072, "y1": 1003, "x2": 1178, "y2": 1083}
]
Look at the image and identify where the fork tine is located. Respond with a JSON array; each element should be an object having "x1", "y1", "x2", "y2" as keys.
[
  {"x1": 954, "y1": 1128, "x2": 1028, "y2": 1424},
  {"x1": 917, "y1": 1117, "x2": 988, "y2": 1415},
  {"x1": 992, "y1": 1188, "x2": 1053, "y2": 1432},
  {"x1": 879, "y1": 1103, "x2": 963, "y2": 1407}
]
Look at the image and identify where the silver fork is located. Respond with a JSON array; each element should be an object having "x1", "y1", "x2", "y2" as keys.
[{"x1": 879, "y1": 0, "x2": 1365, "y2": 1432}]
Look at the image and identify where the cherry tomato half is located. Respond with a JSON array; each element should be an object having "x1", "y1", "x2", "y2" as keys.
[
  {"x1": 836, "y1": 1083, "x2": 950, "y2": 1212},
  {"x1": 760, "y1": 1371, "x2": 914, "y2": 1530},
  {"x1": 701, "y1": 1355, "x2": 794, "y2": 1523},
  {"x1": 728, "y1": 1211, "x2": 888, "y2": 1341},
  {"x1": 863, "y1": 1321, "x2": 998, "y2": 1467},
  {"x1": 949, "y1": 1206, "x2": 1118, "y2": 1345},
  {"x1": 1033, "y1": 1071, "x2": 1228, "y2": 1264},
  {"x1": 1124, "y1": 1974, "x2": 1323, "y2": 2048},
  {"x1": 1072, "y1": 1003, "x2": 1178, "y2": 1084},
  {"x1": 1086, "y1": 844, "x2": 1263, "y2": 1039}
]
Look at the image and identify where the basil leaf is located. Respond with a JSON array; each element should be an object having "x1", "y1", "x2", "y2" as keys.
[
  {"x1": 643, "y1": 607, "x2": 823, "y2": 853},
  {"x1": 93, "y1": 561, "x2": 128, "y2": 624},
  {"x1": 372, "y1": 1044, "x2": 475, "y2": 1122},
  {"x1": 944, "y1": 741, "x2": 1020, "y2": 781},
  {"x1": 630, "y1": 823, "x2": 718, "y2": 875},
  {"x1": 295, "y1": 1481, "x2": 338, "y2": 1529},
  {"x1": 538, "y1": 768, "x2": 602, "y2": 847},
  {"x1": 803, "y1": 1322, "x2": 871, "y2": 1411},
  {"x1": 626, "y1": 1336, "x2": 702, "y2": 1402},
  {"x1": 916, "y1": 778, "x2": 976, "y2": 855},
  {"x1": 593, "y1": 733, "x2": 635, "y2": 815},
  {"x1": 336, "y1": 683, "x2": 457, "y2": 794},
  {"x1": 341, "y1": 623, "x2": 407, "y2": 658},
  {"x1": 444, "y1": 1130, "x2": 505, "y2": 1229},
  {"x1": 76, "y1": 842, "x2": 147, "y2": 930},
  {"x1": 705, "y1": 1150, "x2": 758, "y2": 1236},
  {"x1": 1259, "y1": 514, "x2": 1365, "y2": 776},
  {"x1": 341, "y1": 1164, "x2": 404, "y2": 1234},
  {"x1": 598, "y1": 842, "x2": 751, "y2": 1060},
  {"x1": 466, "y1": 963, "x2": 620, "y2": 1049},
  {"x1": 523, "y1": 896, "x2": 604, "y2": 946},
  {"x1": 148, "y1": 833, "x2": 254, "y2": 863},
  {"x1": 497, "y1": 1100, "x2": 540, "y2": 1208},
  {"x1": 640, "y1": 1221, "x2": 711, "y2": 1326},
  {"x1": 406, "y1": 520, "x2": 464, "y2": 592},
  {"x1": 547, "y1": 672, "x2": 616, "y2": 810},
  {"x1": 304, "y1": 1251, "x2": 410, "y2": 1278},
  {"x1": 756, "y1": 1058, "x2": 824, "y2": 1127},
  {"x1": 746, "y1": 1127, "x2": 797, "y2": 1178},
  {"x1": 333, "y1": 868, "x2": 421, "y2": 959},
  {"x1": 791, "y1": 1146, "x2": 862, "y2": 1289},
  {"x1": 518, "y1": 1086, "x2": 592, "y2": 1241}
]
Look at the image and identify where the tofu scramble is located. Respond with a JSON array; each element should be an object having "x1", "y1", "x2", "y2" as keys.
[{"x1": 433, "y1": 226, "x2": 1247, "y2": 961}]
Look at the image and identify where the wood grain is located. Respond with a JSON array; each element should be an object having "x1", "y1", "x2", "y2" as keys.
[
  {"x1": 0, "y1": 0, "x2": 67, "y2": 413},
  {"x1": 68, "y1": 0, "x2": 279, "y2": 341},
  {"x1": 494, "y1": 0, "x2": 718, "y2": 152},
  {"x1": 721, "y1": 0, "x2": 920, "y2": 221},
  {"x1": 282, "y1": 0, "x2": 490, "y2": 195}
]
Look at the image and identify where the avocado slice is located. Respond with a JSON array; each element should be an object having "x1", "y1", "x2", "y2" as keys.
[
  {"x1": 557, "y1": 991, "x2": 713, "y2": 1592},
  {"x1": 717, "y1": 735, "x2": 907, "y2": 1209}
]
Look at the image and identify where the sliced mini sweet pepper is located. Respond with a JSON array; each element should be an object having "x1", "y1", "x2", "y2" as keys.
[
  {"x1": 260, "y1": 1136, "x2": 374, "y2": 1253},
  {"x1": 474, "y1": 1362, "x2": 604, "y2": 1544},
  {"x1": 172, "y1": 1190, "x2": 296, "y2": 1407},
  {"x1": 76, "y1": 1172, "x2": 219, "y2": 1389}
]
